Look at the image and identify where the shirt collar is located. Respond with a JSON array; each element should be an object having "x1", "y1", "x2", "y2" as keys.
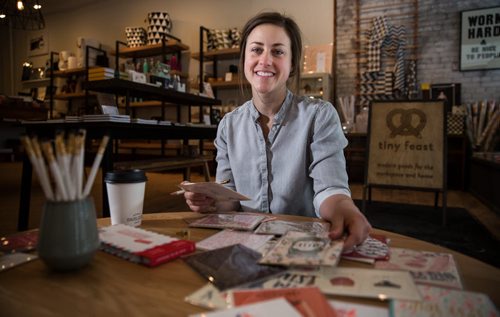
[{"x1": 248, "y1": 90, "x2": 293, "y2": 124}]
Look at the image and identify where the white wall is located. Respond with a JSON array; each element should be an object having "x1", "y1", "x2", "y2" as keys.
[{"x1": 0, "y1": 0, "x2": 333, "y2": 95}]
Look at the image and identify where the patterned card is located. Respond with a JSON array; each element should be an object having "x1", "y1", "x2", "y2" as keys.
[
  {"x1": 390, "y1": 285, "x2": 499, "y2": 317},
  {"x1": 254, "y1": 220, "x2": 330, "y2": 236},
  {"x1": 341, "y1": 234, "x2": 390, "y2": 264},
  {"x1": 329, "y1": 299, "x2": 388, "y2": 317},
  {"x1": 188, "y1": 213, "x2": 267, "y2": 231},
  {"x1": 184, "y1": 283, "x2": 228, "y2": 310},
  {"x1": 374, "y1": 248, "x2": 463, "y2": 289},
  {"x1": 229, "y1": 287, "x2": 337, "y2": 317},
  {"x1": 196, "y1": 229, "x2": 274, "y2": 252},
  {"x1": 258, "y1": 267, "x2": 422, "y2": 301},
  {"x1": 188, "y1": 298, "x2": 302, "y2": 317},
  {"x1": 259, "y1": 231, "x2": 344, "y2": 267}
]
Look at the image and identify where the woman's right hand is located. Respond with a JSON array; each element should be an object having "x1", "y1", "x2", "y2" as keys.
[{"x1": 184, "y1": 191, "x2": 217, "y2": 213}]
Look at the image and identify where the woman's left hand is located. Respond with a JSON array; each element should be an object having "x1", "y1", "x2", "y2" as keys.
[{"x1": 320, "y1": 195, "x2": 372, "y2": 251}]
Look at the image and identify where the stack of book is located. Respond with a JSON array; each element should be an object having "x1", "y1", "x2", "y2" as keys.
[{"x1": 88, "y1": 67, "x2": 129, "y2": 81}]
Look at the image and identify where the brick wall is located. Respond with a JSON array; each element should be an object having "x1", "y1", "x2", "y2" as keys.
[{"x1": 335, "y1": 0, "x2": 500, "y2": 105}]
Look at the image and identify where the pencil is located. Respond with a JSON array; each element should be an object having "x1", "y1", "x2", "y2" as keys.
[{"x1": 82, "y1": 135, "x2": 110, "y2": 198}]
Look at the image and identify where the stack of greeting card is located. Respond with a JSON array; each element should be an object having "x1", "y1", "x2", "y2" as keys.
[{"x1": 99, "y1": 224, "x2": 195, "y2": 267}]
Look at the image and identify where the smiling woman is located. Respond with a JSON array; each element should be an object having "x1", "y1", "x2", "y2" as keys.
[{"x1": 182, "y1": 11, "x2": 372, "y2": 251}]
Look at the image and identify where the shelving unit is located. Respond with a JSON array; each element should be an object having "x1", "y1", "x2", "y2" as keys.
[{"x1": 300, "y1": 72, "x2": 332, "y2": 102}]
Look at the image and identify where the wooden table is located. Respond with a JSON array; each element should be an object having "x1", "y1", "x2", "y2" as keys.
[{"x1": 1, "y1": 212, "x2": 499, "y2": 316}]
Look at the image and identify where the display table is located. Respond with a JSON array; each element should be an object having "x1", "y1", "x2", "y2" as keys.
[{"x1": 0, "y1": 212, "x2": 499, "y2": 316}]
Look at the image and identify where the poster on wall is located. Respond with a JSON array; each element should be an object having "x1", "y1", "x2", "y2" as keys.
[
  {"x1": 27, "y1": 30, "x2": 49, "y2": 57},
  {"x1": 459, "y1": 6, "x2": 500, "y2": 71},
  {"x1": 366, "y1": 101, "x2": 445, "y2": 189}
]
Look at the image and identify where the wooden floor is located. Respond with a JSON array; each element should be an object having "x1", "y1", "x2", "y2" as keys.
[{"x1": 1, "y1": 161, "x2": 499, "y2": 241}]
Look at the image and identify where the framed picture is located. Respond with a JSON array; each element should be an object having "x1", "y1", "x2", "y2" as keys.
[
  {"x1": 27, "y1": 30, "x2": 49, "y2": 57},
  {"x1": 459, "y1": 6, "x2": 500, "y2": 71}
]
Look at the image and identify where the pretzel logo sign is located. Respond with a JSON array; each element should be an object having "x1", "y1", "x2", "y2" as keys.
[{"x1": 386, "y1": 108, "x2": 427, "y2": 138}]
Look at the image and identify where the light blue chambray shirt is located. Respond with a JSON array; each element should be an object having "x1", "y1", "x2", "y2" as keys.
[{"x1": 214, "y1": 90, "x2": 351, "y2": 218}]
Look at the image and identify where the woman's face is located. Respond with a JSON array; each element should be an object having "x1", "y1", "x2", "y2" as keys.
[{"x1": 244, "y1": 23, "x2": 292, "y2": 98}]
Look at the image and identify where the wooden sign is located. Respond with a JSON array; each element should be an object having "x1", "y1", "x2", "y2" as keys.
[{"x1": 366, "y1": 101, "x2": 446, "y2": 189}]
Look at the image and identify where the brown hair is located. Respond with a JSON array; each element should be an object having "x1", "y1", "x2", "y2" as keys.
[{"x1": 239, "y1": 11, "x2": 302, "y2": 94}]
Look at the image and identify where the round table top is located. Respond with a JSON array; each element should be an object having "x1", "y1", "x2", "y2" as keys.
[{"x1": 1, "y1": 211, "x2": 498, "y2": 316}]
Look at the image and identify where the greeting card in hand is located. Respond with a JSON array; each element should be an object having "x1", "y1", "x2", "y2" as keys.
[
  {"x1": 188, "y1": 213, "x2": 267, "y2": 231},
  {"x1": 229, "y1": 286, "x2": 337, "y2": 317},
  {"x1": 374, "y1": 248, "x2": 463, "y2": 289},
  {"x1": 197, "y1": 229, "x2": 274, "y2": 252},
  {"x1": 183, "y1": 244, "x2": 286, "y2": 291},
  {"x1": 254, "y1": 220, "x2": 330, "y2": 236},
  {"x1": 178, "y1": 182, "x2": 250, "y2": 201},
  {"x1": 259, "y1": 231, "x2": 343, "y2": 267},
  {"x1": 390, "y1": 285, "x2": 498, "y2": 317},
  {"x1": 341, "y1": 234, "x2": 390, "y2": 264}
]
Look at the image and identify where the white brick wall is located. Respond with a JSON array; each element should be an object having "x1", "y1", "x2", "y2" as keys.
[{"x1": 336, "y1": 0, "x2": 500, "y2": 105}]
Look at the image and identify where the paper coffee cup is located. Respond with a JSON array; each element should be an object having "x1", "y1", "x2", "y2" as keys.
[{"x1": 105, "y1": 170, "x2": 147, "y2": 227}]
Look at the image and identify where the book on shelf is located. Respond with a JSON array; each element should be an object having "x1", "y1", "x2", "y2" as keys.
[{"x1": 98, "y1": 224, "x2": 195, "y2": 267}]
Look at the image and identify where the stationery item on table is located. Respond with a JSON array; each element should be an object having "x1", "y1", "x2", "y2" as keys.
[
  {"x1": 254, "y1": 219, "x2": 330, "y2": 236},
  {"x1": 173, "y1": 181, "x2": 250, "y2": 201},
  {"x1": 0, "y1": 230, "x2": 38, "y2": 253},
  {"x1": 0, "y1": 252, "x2": 38, "y2": 272},
  {"x1": 229, "y1": 286, "x2": 337, "y2": 317},
  {"x1": 196, "y1": 229, "x2": 274, "y2": 252},
  {"x1": 390, "y1": 285, "x2": 498, "y2": 317},
  {"x1": 98, "y1": 224, "x2": 195, "y2": 267},
  {"x1": 183, "y1": 244, "x2": 285, "y2": 291},
  {"x1": 341, "y1": 234, "x2": 390, "y2": 264},
  {"x1": 259, "y1": 231, "x2": 344, "y2": 267},
  {"x1": 185, "y1": 283, "x2": 229, "y2": 310},
  {"x1": 374, "y1": 247, "x2": 463, "y2": 289},
  {"x1": 329, "y1": 299, "x2": 389, "y2": 317},
  {"x1": 188, "y1": 213, "x2": 267, "y2": 231},
  {"x1": 257, "y1": 267, "x2": 422, "y2": 301},
  {"x1": 20, "y1": 132, "x2": 109, "y2": 201},
  {"x1": 189, "y1": 298, "x2": 302, "y2": 317}
]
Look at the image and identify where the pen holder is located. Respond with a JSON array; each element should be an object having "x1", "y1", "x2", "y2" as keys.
[{"x1": 38, "y1": 197, "x2": 99, "y2": 271}]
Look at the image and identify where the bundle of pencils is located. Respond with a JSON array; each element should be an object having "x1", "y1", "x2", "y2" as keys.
[
  {"x1": 20, "y1": 131, "x2": 110, "y2": 202},
  {"x1": 465, "y1": 100, "x2": 499, "y2": 152}
]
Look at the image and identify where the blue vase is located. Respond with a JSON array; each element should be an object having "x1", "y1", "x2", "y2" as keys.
[{"x1": 38, "y1": 197, "x2": 99, "y2": 271}]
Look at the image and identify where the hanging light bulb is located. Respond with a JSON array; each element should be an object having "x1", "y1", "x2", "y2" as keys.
[
  {"x1": 34, "y1": 1, "x2": 41, "y2": 9},
  {"x1": 17, "y1": 1, "x2": 25, "y2": 11},
  {"x1": 0, "y1": 13, "x2": 6, "y2": 19},
  {"x1": 0, "y1": 1, "x2": 45, "y2": 29}
]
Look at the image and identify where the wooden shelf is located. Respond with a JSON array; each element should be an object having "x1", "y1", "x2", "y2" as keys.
[
  {"x1": 49, "y1": 67, "x2": 89, "y2": 77},
  {"x1": 53, "y1": 92, "x2": 90, "y2": 100},
  {"x1": 209, "y1": 79, "x2": 249, "y2": 89},
  {"x1": 85, "y1": 78, "x2": 221, "y2": 106},
  {"x1": 21, "y1": 78, "x2": 50, "y2": 89},
  {"x1": 115, "y1": 40, "x2": 189, "y2": 59},
  {"x1": 191, "y1": 47, "x2": 240, "y2": 61}
]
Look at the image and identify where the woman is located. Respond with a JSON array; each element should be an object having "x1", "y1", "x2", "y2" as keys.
[{"x1": 185, "y1": 11, "x2": 371, "y2": 250}]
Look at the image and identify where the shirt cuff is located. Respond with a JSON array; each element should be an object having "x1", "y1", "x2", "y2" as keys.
[{"x1": 313, "y1": 188, "x2": 352, "y2": 218}]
